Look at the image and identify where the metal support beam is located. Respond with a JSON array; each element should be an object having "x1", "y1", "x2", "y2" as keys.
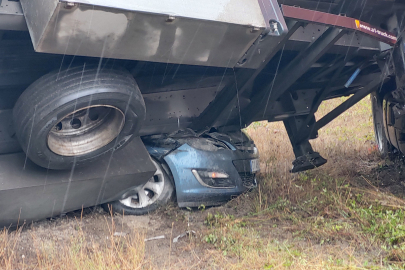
[
  {"x1": 190, "y1": 20, "x2": 301, "y2": 131},
  {"x1": 294, "y1": 50, "x2": 359, "y2": 143},
  {"x1": 294, "y1": 62, "x2": 347, "y2": 143},
  {"x1": 284, "y1": 116, "x2": 315, "y2": 157},
  {"x1": 393, "y1": 34, "x2": 405, "y2": 89},
  {"x1": 312, "y1": 77, "x2": 383, "y2": 134},
  {"x1": 284, "y1": 115, "x2": 327, "y2": 173},
  {"x1": 242, "y1": 27, "x2": 347, "y2": 124},
  {"x1": 311, "y1": 55, "x2": 345, "y2": 82}
]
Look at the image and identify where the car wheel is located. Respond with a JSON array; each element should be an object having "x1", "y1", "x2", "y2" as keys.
[
  {"x1": 103, "y1": 159, "x2": 174, "y2": 215},
  {"x1": 13, "y1": 65, "x2": 146, "y2": 170},
  {"x1": 371, "y1": 91, "x2": 392, "y2": 157}
]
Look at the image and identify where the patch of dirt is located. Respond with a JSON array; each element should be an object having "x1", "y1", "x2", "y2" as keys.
[{"x1": 366, "y1": 155, "x2": 405, "y2": 196}]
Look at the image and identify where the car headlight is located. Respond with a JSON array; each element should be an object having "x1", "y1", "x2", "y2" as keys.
[{"x1": 192, "y1": 169, "x2": 235, "y2": 188}]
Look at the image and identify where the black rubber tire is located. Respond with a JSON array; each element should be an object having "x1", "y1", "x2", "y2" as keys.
[
  {"x1": 371, "y1": 91, "x2": 392, "y2": 157},
  {"x1": 13, "y1": 65, "x2": 146, "y2": 170},
  {"x1": 102, "y1": 160, "x2": 174, "y2": 216}
]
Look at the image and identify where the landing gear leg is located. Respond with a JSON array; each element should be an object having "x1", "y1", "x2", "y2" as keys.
[{"x1": 284, "y1": 116, "x2": 327, "y2": 173}]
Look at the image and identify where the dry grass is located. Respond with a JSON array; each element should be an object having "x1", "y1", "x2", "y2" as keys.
[
  {"x1": 200, "y1": 96, "x2": 405, "y2": 269},
  {"x1": 2, "y1": 96, "x2": 405, "y2": 269},
  {"x1": 248, "y1": 96, "x2": 376, "y2": 176},
  {"x1": 0, "y1": 217, "x2": 152, "y2": 270}
]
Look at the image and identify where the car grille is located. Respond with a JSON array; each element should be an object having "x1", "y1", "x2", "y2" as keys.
[{"x1": 239, "y1": 172, "x2": 256, "y2": 188}]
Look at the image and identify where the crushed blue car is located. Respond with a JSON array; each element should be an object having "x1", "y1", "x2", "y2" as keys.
[{"x1": 103, "y1": 129, "x2": 259, "y2": 215}]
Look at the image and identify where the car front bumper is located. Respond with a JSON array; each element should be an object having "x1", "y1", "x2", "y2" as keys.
[{"x1": 163, "y1": 143, "x2": 259, "y2": 208}]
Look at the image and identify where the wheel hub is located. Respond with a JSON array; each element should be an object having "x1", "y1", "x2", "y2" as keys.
[{"x1": 47, "y1": 105, "x2": 125, "y2": 156}]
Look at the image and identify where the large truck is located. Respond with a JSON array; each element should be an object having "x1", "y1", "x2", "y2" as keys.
[{"x1": 0, "y1": 0, "x2": 403, "y2": 226}]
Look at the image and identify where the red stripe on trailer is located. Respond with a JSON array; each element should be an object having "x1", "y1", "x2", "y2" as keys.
[{"x1": 281, "y1": 5, "x2": 397, "y2": 45}]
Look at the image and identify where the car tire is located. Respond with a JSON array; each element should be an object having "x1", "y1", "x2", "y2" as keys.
[
  {"x1": 13, "y1": 65, "x2": 146, "y2": 170},
  {"x1": 102, "y1": 159, "x2": 174, "y2": 215},
  {"x1": 371, "y1": 91, "x2": 392, "y2": 157}
]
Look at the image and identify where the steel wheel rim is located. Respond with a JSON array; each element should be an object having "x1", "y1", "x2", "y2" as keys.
[
  {"x1": 119, "y1": 160, "x2": 165, "y2": 209},
  {"x1": 375, "y1": 122, "x2": 385, "y2": 152},
  {"x1": 372, "y1": 95, "x2": 386, "y2": 153},
  {"x1": 47, "y1": 105, "x2": 125, "y2": 156}
]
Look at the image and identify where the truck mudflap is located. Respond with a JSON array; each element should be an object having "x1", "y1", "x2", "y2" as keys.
[
  {"x1": 20, "y1": 0, "x2": 286, "y2": 68},
  {"x1": 0, "y1": 137, "x2": 155, "y2": 227}
]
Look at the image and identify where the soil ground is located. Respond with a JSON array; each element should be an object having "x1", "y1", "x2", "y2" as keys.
[{"x1": 8, "y1": 155, "x2": 405, "y2": 269}]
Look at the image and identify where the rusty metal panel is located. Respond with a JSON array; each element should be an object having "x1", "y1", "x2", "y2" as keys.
[{"x1": 19, "y1": 0, "x2": 272, "y2": 67}]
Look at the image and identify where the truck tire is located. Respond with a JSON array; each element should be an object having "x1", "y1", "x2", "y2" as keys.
[
  {"x1": 13, "y1": 65, "x2": 146, "y2": 170},
  {"x1": 102, "y1": 159, "x2": 174, "y2": 215},
  {"x1": 371, "y1": 91, "x2": 392, "y2": 157}
]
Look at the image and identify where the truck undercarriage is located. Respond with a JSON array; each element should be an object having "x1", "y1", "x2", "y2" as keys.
[{"x1": 0, "y1": 0, "x2": 404, "y2": 226}]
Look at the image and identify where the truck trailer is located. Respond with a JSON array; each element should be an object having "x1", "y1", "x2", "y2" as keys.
[{"x1": 0, "y1": 0, "x2": 404, "y2": 226}]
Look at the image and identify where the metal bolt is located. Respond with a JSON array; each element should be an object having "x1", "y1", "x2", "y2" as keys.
[
  {"x1": 65, "y1": 2, "x2": 76, "y2": 9},
  {"x1": 166, "y1": 16, "x2": 176, "y2": 23},
  {"x1": 270, "y1": 21, "x2": 279, "y2": 33}
]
